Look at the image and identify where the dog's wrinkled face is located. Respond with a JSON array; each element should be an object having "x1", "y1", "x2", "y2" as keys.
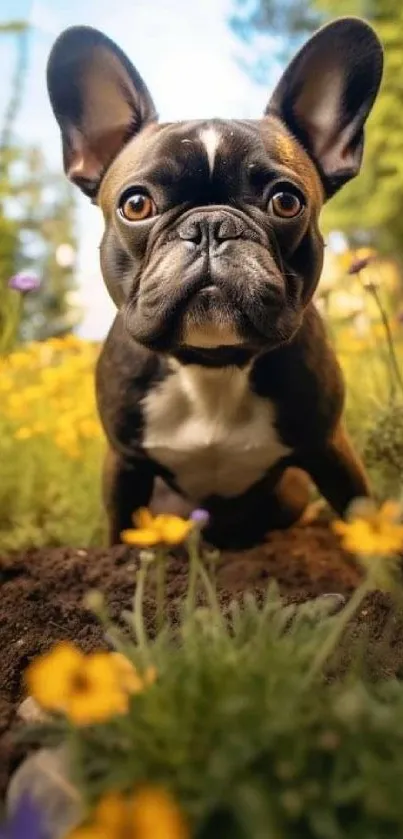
[
  {"x1": 99, "y1": 117, "x2": 323, "y2": 353},
  {"x1": 47, "y1": 18, "x2": 383, "y2": 355}
]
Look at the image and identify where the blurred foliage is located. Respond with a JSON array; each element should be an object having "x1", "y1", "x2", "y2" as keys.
[
  {"x1": 0, "y1": 337, "x2": 105, "y2": 550},
  {"x1": 364, "y1": 401, "x2": 403, "y2": 498},
  {"x1": 315, "y1": 248, "x2": 403, "y2": 499},
  {"x1": 0, "y1": 22, "x2": 80, "y2": 344},
  {"x1": 231, "y1": 0, "x2": 403, "y2": 261},
  {"x1": 9, "y1": 146, "x2": 81, "y2": 341}
]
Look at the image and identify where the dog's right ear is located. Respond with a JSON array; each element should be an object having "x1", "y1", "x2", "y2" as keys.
[
  {"x1": 47, "y1": 27, "x2": 157, "y2": 198},
  {"x1": 266, "y1": 18, "x2": 383, "y2": 198}
]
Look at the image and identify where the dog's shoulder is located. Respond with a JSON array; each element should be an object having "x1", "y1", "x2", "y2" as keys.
[
  {"x1": 251, "y1": 303, "x2": 345, "y2": 445},
  {"x1": 95, "y1": 313, "x2": 167, "y2": 453},
  {"x1": 97, "y1": 314, "x2": 163, "y2": 387}
]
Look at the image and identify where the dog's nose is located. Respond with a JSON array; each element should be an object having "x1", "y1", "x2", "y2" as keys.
[{"x1": 178, "y1": 211, "x2": 244, "y2": 247}]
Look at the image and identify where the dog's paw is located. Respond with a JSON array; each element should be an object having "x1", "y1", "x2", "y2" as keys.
[{"x1": 297, "y1": 499, "x2": 328, "y2": 526}]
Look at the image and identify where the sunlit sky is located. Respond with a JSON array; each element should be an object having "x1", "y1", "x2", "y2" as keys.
[{"x1": 0, "y1": 0, "x2": 280, "y2": 338}]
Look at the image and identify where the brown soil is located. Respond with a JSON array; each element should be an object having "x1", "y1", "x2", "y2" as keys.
[{"x1": 1, "y1": 523, "x2": 403, "y2": 800}]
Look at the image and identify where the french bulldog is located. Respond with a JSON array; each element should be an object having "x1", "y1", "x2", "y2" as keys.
[{"x1": 47, "y1": 17, "x2": 383, "y2": 548}]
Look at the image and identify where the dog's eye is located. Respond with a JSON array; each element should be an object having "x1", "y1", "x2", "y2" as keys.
[
  {"x1": 118, "y1": 191, "x2": 156, "y2": 222},
  {"x1": 269, "y1": 191, "x2": 303, "y2": 219}
]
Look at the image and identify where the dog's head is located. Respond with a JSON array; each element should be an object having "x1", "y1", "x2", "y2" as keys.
[{"x1": 47, "y1": 18, "x2": 382, "y2": 358}]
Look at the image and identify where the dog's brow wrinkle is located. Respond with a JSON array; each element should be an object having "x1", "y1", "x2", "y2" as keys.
[{"x1": 199, "y1": 127, "x2": 221, "y2": 176}]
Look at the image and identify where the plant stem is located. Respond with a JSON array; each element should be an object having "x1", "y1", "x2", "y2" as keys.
[
  {"x1": 186, "y1": 530, "x2": 224, "y2": 626},
  {"x1": 155, "y1": 547, "x2": 166, "y2": 634},
  {"x1": 360, "y1": 269, "x2": 403, "y2": 399},
  {"x1": 133, "y1": 561, "x2": 149, "y2": 662},
  {"x1": 185, "y1": 530, "x2": 199, "y2": 618},
  {"x1": 303, "y1": 578, "x2": 371, "y2": 687},
  {"x1": 1, "y1": 293, "x2": 22, "y2": 354},
  {"x1": 196, "y1": 557, "x2": 224, "y2": 628}
]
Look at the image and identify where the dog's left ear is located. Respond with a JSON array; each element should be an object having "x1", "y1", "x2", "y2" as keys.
[
  {"x1": 47, "y1": 26, "x2": 157, "y2": 198},
  {"x1": 266, "y1": 18, "x2": 383, "y2": 197}
]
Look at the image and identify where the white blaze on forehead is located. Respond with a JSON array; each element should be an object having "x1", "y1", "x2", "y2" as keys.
[{"x1": 199, "y1": 127, "x2": 221, "y2": 175}]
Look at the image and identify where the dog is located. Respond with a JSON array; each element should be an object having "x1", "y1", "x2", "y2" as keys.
[{"x1": 46, "y1": 17, "x2": 383, "y2": 549}]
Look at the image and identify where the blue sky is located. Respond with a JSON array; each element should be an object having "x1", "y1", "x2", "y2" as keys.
[{"x1": 1, "y1": 0, "x2": 279, "y2": 338}]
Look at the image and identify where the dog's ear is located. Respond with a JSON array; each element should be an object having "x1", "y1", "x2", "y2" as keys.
[
  {"x1": 47, "y1": 26, "x2": 157, "y2": 198},
  {"x1": 266, "y1": 18, "x2": 383, "y2": 197}
]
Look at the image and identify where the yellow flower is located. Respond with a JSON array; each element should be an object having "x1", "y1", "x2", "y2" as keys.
[
  {"x1": 8, "y1": 352, "x2": 33, "y2": 369},
  {"x1": 66, "y1": 787, "x2": 189, "y2": 839},
  {"x1": 32, "y1": 421, "x2": 47, "y2": 434},
  {"x1": 332, "y1": 500, "x2": 403, "y2": 556},
  {"x1": 355, "y1": 247, "x2": 377, "y2": 261},
  {"x1": 121, "y1": 508, "x2": 194, "y2": 547},
  {"x1": 129, "y1": 786, "x2": 189, "y2": 839},
  {"x1": 14, "y1": 426, "x2": 33, "y2": 441},
  {"x1": 67, "y1": 793, "x2": 127, "y2": 838},
  {"x1": 26, "y1": 642, "x2": 129, "y2": 725},
  {"x1": 8, "y1": 393, "x2": 27, "y2": 411},
  {"x1": 78, "y1": 417, "x2": 102, "y2": 438}
]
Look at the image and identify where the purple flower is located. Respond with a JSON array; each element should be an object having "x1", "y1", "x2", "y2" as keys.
[
  {"x1": 8, "y1": 273, "x2": 41, "y2": 293},
  {"x1": 0, "y1": 794, "x2": 48, "y2": 839},
  {"x1": 190, "y1": 508, "x2": 210, "y2": 527}
]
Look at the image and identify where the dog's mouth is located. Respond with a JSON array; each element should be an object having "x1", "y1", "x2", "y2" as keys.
[
  {"x1": 122, "y1": 227, "x2": 293, "y2": 354},
  {"x1": 124, "y1": 270, "x2": 289, "y2": 353},
  {"x1": 124, "y1": 269, "x2": 240, "y2": 349}
]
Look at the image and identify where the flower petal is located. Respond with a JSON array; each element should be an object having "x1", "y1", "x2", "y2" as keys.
[
  {"x1": 8, "y1": 793, "x2": 48, "y2": 839},
  {"x1": 121, "y1": 528, "x2": 161, "y2": 547},
  {"x1": 154, "y1": 515, "x2": 194, "y2": 545},
  {"x1": 68, "y1": 688, "x2": 128, "y2": 725},
  {"x1": 129, "y1": 786, "x2": 189, "y2": 839},
  {"x1": 111, "y1": 654, "x2": 157, "y2": 695},
  {"x1": 331, "y1": 521, "x2": 349, "y2": 536},
  {"x1": 26, "y1": 642, "x2": 84, "y2": 712},
  {"x1": 380, "y1": 500, "x2": 402, "y2": 523},
  {"x1": 111, "y1": 654, "x2": 144, "y2": 694},
  {"x1": 133, "y1": 508, "x2": 155, "y2": 529},
  {"x1": 94, "y1": 792, "x2": 127, "y2": 831}
]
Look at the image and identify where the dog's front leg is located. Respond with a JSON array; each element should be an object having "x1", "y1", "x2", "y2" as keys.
[
  {"x1": 102, "y1": 447, "x2": 155, "y2": 546},
  {"x1": 299, "y1": 423, "x2": 371, "y2": 518}
]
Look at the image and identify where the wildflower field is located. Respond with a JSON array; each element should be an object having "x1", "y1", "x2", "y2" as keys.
[{"x1": 0, "y1": 336, "x2": 106, "y2": 551}]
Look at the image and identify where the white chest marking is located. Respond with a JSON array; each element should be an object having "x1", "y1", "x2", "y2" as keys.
[
  {"x1": 199, "y1": 127, "x2": 221, "y2": 176},
  {"x1": 142, "y1": 363, "x2": 292, "y2": 500}
]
